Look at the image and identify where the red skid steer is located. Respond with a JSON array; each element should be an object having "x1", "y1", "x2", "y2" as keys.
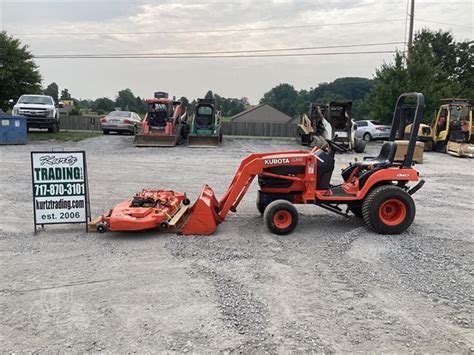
[{"x1": 134, "y1": 92, "x2": 188, "y2": 147}]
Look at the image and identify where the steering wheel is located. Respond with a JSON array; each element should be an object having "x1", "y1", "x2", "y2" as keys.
[{"x1": 325, "y1": 139, "x2": 349, "y2": 153}]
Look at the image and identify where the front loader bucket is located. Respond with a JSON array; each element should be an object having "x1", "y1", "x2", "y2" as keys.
[
  {"x1": 188, "y1": 134, "x2": 220, "y2": 148},
  {"x1": 178, "y1": 185, "x2": 221, "y2": 235},
  {"x1": 134, "y1": 134, "x2": 178, "y2": 147}
]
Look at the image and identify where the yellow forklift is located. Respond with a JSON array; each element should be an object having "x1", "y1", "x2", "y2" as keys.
[
  {"x1": 431, "y1": 98, "x2": 473, "y2": 157},
  {"x1": 404, "y1": 98, "x2": 473, "y2": 157}
]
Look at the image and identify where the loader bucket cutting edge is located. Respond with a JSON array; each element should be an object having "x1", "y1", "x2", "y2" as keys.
[
  {"x1": 178, "y1": 184, "x2": 221, "y2": 235},
  {"x1": 188, "y1": 135, "x2": 220, "y2": 148},
  {"x1": 134, "y1": 134, "x2": 179, "y2": 147}
]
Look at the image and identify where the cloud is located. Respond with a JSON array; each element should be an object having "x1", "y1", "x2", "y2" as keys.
[{"x1": 2, "y1": 0, "x2": 472, "y2": 103}]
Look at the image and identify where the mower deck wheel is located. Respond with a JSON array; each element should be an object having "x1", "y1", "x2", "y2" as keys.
[
  {"x1": 263, "y1": 200, "x2": 299, "y2": 235},
  {"x1": 96, "y1": 223, "x2": 107, "y2": 233},
  {"x1": 362, "y1": 185, "x2": 415, "y2": 234}
]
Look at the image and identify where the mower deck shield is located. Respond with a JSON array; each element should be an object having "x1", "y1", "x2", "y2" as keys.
[{"x1": 178, "y1": 185, "x2": 221, "y2": 235}]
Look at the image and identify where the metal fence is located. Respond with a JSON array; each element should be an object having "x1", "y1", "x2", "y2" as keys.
[
  {"x1": 60, "y1": 115, "x2": 297, "y2": 138},
  {"x1": 60, "y1": 115, "x2": 102, "y2": 131},
  {"x1": 220, "y1": 121, "x2": 296, "y2": 137}
]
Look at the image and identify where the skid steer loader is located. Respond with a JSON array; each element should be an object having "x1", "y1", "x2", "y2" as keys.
[
  {"x1": 187, "y1": 98, "x2": 222, "y2": 147},
  {"x1": 134, "y1": 92, "x2": 188, "y2": 147},
  {"x1": 296, "y1": 103, "x2": 326, "y2": 146},
  {"x1": 297, "y1": 102, "x2": 366, "y2": 153},
  {"x1": 94, "y1": 93, "x2": 425, "y2": 236}
]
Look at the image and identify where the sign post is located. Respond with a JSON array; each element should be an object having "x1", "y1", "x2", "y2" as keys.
[{"x1": 31, "y1": 151, "x2": 90, "y2": 233}]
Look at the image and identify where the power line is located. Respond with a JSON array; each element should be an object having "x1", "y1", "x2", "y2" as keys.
[
  {"x1": 35, "y1": 41, "x2": 404, "y2": 58},
  {"x1": 417, "y1": 18, "x2": 472, "y2": 29},
  {"x1": 34, "y1": 50, "x2": 396, "y2": 59},
  {"x1": 13, "y1": 19, "x2": 406, "y2": 36}
]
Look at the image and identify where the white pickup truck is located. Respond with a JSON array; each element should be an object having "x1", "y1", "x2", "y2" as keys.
[{"x1": 11, "y1": 95, "x2": 60, "y2": 132}]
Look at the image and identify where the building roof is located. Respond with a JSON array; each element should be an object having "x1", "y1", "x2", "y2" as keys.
[{"x1": 230, "y1": 104, "x2": 293, "y2": 123}]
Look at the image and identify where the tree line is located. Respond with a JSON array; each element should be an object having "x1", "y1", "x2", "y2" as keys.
[{"x1": 1, "y1": 28, "x2": 472, "y2": 122}]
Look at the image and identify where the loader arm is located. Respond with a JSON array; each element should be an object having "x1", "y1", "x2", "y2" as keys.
[
  {"x1": 218, "y1": 152, "x2": 269, "y2": 219},
  {"x1": 179, "y1": 150, "x2": 313, "y2": 235}
]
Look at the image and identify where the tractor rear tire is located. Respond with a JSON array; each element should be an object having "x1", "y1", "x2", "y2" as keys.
[
  {"x1": 362, "y1": 185, "x2": 415, "y2": 234},
  {"x1": 263, "y1": 200, "x2": 299, "y2": 235}
]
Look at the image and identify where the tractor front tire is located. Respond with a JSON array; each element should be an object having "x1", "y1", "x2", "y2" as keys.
[
  {"x1": 263, "y1": 200, "x2": 299, "y2": 235},
  {"x1": 362, "y1": 185, "x2": 415, "y2": 234}
]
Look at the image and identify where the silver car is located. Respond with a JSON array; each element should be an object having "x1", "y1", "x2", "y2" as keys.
[
  {"x1": 355, "y1": 120, "x2": 392, "y2": 141},
  {"x1": 100, "y1": 111, "x2": 142, "y2": 135}
]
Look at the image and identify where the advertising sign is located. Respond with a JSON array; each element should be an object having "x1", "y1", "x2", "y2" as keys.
[{"x1": 31, "y1": 151, "x2": 89, "y2": 232}]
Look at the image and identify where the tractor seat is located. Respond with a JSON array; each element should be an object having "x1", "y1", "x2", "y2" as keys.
[
  {"x1": 357, "y1": 141, "x2": 398, "y2": 169},
  {"x1": 341, "y1": 141, "x2": 397, "y2": 181}
]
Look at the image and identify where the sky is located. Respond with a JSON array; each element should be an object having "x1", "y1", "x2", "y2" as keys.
[{"x1": 0, "y1": 0, "x2": 472, "y2": 104}]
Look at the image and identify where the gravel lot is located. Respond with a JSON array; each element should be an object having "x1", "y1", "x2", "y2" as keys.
[{"x1": 1, "y1": 135, "x2": 473, "y2": 352}]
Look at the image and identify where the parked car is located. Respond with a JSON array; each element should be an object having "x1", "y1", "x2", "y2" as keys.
[
  {"x1": 10, "y1": 95, "x2": 61, "y2": 132},
  {"x1": 355, "y1": 120, "x2": 392, "y2": 141},
  {"x1": 100, "y1": 111, "x2": 142, "y2": 135}
]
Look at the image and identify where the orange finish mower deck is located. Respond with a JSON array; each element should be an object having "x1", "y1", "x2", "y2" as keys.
[{"x1": 93, "y1": 189, "x2": 190, "y2": 233}]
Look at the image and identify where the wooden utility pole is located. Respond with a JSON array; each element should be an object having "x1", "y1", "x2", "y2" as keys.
[{"x1": 407, "y1": 0, "x2": 415, "y2": 61}]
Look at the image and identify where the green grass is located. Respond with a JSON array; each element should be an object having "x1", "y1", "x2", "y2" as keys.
[{"x1": 28, "y1": 130, "x2": 101, "y2": 142}]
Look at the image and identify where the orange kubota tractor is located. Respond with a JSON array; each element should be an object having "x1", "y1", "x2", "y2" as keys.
[
  {"x1": 134, "y1": 92, "x2": 188, "y2": 147},
  {"x1": 96, "y1": 93, "x2": 425, "y2": 236}
]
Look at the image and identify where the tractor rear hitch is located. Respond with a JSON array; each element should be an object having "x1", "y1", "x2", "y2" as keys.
[{"x1": 408, "y1": 179, "x2": 425, "y2": 195}]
